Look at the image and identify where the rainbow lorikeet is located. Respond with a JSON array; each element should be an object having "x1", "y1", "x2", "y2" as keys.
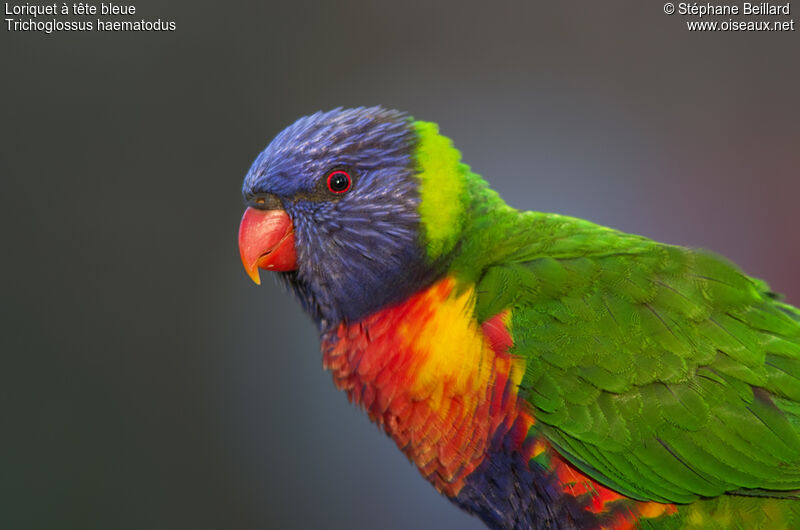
[{"x1": 237, "y1": 107, "x2": 800, "y2": 529}]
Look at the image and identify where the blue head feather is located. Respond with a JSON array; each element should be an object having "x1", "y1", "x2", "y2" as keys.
[{"x1": 242, "y1": 107, "x2": 441, "y2": 328}]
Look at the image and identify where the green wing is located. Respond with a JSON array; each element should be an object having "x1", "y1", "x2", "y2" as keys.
[{"x1": 473, "y1": 212, "x2": 800, "y2": 503}]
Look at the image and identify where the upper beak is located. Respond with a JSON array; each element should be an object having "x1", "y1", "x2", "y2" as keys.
[{"x1": 238, "y1": 207, "x2": 297, "y2": 284}]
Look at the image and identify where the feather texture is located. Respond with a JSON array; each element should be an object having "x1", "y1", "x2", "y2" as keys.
[{"x1": 241, "y1": 107, "x2": 800, "y2": 528}]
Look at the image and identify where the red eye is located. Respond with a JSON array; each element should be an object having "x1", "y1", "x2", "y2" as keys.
[{"x1": 326, "y1": 170, "x2": 351, "y2": 194}]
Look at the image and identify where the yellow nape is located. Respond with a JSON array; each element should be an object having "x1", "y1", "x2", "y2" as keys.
[{"x1": 413, "y1": 121, "x2": 466, "y2": 261}]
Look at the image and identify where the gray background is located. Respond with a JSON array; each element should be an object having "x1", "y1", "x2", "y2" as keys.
[{"x1": 2, "y1": 1, "x2": 798, "y2": 529}]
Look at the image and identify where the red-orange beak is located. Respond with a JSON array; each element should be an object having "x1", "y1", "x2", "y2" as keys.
[{"x1": 238, "y1": 207, "x2": 297, "y2": 284}]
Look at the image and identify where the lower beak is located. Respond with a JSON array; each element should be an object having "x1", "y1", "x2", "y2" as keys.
[{"x1": 238, "y1": 207, "x2": 297, "y2": 284}]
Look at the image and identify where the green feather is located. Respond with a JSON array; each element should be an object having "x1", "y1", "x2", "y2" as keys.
[
  {"x1": 458, "y1": 183, "x2": 800, "y2": 506},
  {"x1": 413, "y1": 122, "x2": 800, "y2": 524}
]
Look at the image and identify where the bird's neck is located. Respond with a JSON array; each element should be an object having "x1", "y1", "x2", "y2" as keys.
[
  {"x1": 320, "y1": 276, "x2": 531, "y2": 496},
  {"x1": 318, "y1": 274, "x2": 648, "y2": 528}
]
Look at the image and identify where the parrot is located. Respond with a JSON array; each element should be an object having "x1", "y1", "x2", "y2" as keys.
[{"x1": 237, "y1": 106, "x2": 800, "y2": 529}]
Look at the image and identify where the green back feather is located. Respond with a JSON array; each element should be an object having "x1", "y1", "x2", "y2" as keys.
[
  {"x1": 471, "y1": 211, "x2": 800, "y2": 501},
  {"x1": 417, "y1": 125, "x2": 800, "y2": 510},
  {"x1": 469, "y1": 210, "x2": 800, "y2": 505}
]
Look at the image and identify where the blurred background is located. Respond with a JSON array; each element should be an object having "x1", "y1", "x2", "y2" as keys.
[{"x1": 2, "y1": 1, "x2": 798, "y2": 528}]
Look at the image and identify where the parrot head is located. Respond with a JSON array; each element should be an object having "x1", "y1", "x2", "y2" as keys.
[{"x1": 238, "y1": 106, "x2": 473, "y2": 327}]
